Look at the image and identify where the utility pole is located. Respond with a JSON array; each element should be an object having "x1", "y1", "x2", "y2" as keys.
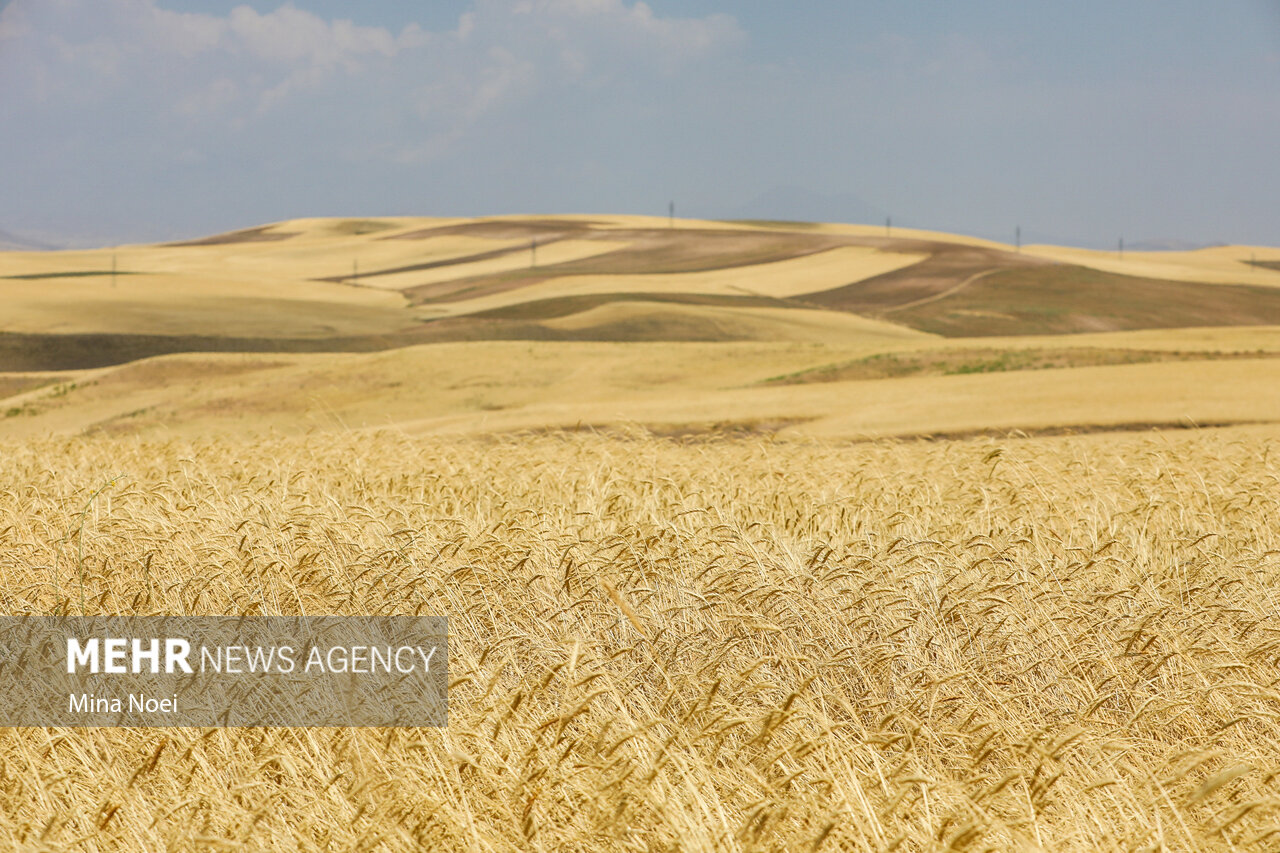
[
  {"x1": 1016, "y1": 226, "x2": 1021, "y2": 253},
  {"x1": 352, "y1": 259, "x2": 358, "y2": 285},
  {"x1": 111, "y1": 252, "x2": 117, "y2": 287},
  {"x1": 1118, "y1": 237, "x2": 1124, "y2": 260},
  {"x1": 530, "y1": 238, "x2": 537, "y2": 268},
  {"x1": 886, "y1": 216, "x2": 891, "y2": 238},
  {"x1": 668, "y1": 201, "x2": 674, "y2": 229}
]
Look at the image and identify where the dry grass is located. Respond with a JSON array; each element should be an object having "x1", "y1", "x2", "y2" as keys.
[
  {"x1": 1023, "y1": 245, "x2": 1280, "y2": 287},
  {"x1": 1, "y1": 428, "x2": 1279, "y2": 850},
  {"x1": 761, "y1": 346, "x2": 1280, "y2": 385},
  {"x1": 12, "y1": 342, "x2": 1280, "y2": 440}
]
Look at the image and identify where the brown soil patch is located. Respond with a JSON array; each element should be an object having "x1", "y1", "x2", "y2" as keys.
[
  {"x1": 314, "y1": 242, "x2": 547, "y2": 283},
  {"x1": 165, "y1": 226, "x2": 298, "y2": 247},
  {"x1": 801, "y1": 244, "x2": 1049, "y2": 312},
  {"x1": 0, "y1": 331, "x2": 417, "y2": 372},
  {"x1": 403, "y1": 228, "x2": 852, "y2": 306},
  {"x1": 0, "y1": 376, "x2": 57, "y2": 400},
  {"x1": 0, "y1": 301, "x2": 785, "y2": 370},
  {"x1": 404, "y1": 273, "x2": 558, "y2": 305},
  {"x1": 540, "y1": 229, "x2": 847, "y2": 275},
  {"x1": 885, "y1": 265, "x2": 1280, "y2": 337},
  {"x1": 465, "y1": 292, "x2": 797, "y2": 321},
  {"x1": 383, "y1": 219, "x2": 603, "y2": 241}
]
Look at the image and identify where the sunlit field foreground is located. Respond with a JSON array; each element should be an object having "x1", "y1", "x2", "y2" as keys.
[{"x1": 4, "y1": 428, "x2": 1280, "y2": 851}]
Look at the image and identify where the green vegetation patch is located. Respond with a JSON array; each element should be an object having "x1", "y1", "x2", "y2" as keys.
[{"x1": 762, "y1": 346, "x2": 1280, "y2": 385}]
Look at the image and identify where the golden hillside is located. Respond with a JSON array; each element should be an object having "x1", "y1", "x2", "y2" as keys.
[{"x1": 3, "y1": 215, "x2": 1280, "y2": 439}]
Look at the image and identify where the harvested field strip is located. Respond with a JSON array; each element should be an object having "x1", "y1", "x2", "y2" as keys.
[
  {"x1": 405, "y1": 271, "x2": 553, "y2": 305},
  {"x1": 164, "y1": 225, "x2": 297, "y2": 246},
  {"x1": 763, "y1": 346, "x2": 1280, "y2": 384},
  {"x1": 314, "y1": 242, "x2": 543, "y2": 282},
  {"x1": 1247, "y1": 259, "x2": 1280, "y2": 272},
  {"x1": 533, "y1": 229, "x2": 845, "y2": 275},
  {"x1": 464, "y1": 291, "x2": 800, "y2": 321},
  {"x1": 0, "y1": 331, "x2": 427, "y2": 372},
  {"x1": 802, "y1": 245, "x2": 1046, "y2": 311},
  {"x1": 326, "y1": 219, "x2": 398, "y2": 235},
  {"x1": 383, "y1": 219, "x2": 602, "y2": 240},
  {"x1": 403, "y1": 231, "x2": 852, "y2": 305},
  {"x1": 0, "y1": 324, "x2": 692, "y2": 371},
  {"x1": 0, "y1": 308, "x2": 807, "y2": 371},
  {"x1": 888, "y1": 265, "x2": 1280, "y2": 336}
]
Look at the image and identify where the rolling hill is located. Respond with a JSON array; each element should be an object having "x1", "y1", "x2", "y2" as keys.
[{"x1": 3, "y1": 213, "x2": 1280, "y2": 438}]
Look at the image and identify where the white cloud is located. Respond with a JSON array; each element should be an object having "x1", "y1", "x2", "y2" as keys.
[
  {"x1": 0, "y1": 1, "x2": 428, "y2": 110},
  {"x1": 0, "y1": 0, "x2": 745, "y2": 242},
  {"x1": 225, "y1": 5, "x2": 402, "y2": 68},
  {"x1": 175, "y1": 77, "x2": 239, "y2": 118},
  {"x1": 471, "y1": 0, "x2": 743, "y2": 78},
  {"x1": 0, "y1": 0, "x2": 739, "y2": 130}
]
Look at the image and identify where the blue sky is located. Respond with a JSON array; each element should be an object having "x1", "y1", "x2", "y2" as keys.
[{"x1": 1, "y1": 0, "x2": 1277, "y2": 248}]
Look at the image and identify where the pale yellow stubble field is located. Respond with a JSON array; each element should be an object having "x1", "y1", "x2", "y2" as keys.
[{"x1": 6, "y1": 320, "x2": 1280, "y2": 439}]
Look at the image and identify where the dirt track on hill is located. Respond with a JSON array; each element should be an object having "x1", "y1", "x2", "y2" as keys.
[
  {"x1": 889, "y1": 265, "x2": 1280, "y2": 336},
  {"x1": 802, "y1": 243, "x2": 1051, "y2": 312}
]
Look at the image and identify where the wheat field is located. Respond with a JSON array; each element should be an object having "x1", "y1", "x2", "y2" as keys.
[{"x1": 1, "y1": 427, "x2": 1278, "y2": 850}]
